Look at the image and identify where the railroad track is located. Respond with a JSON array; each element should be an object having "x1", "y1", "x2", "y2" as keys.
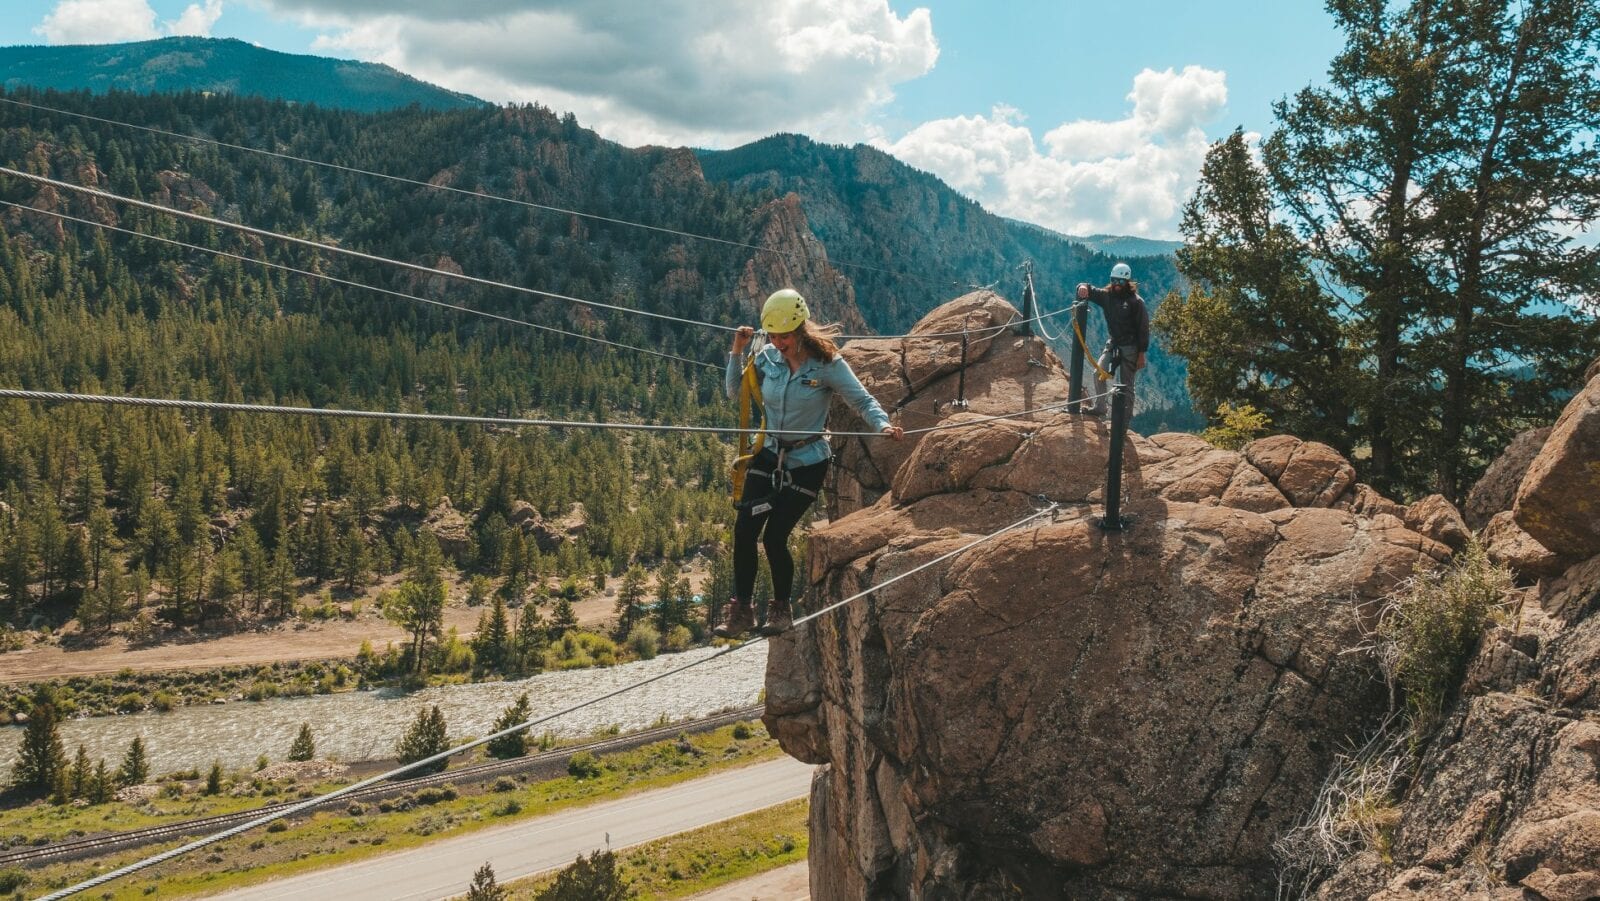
[{"x1": 0, "y1": 704, "x2": 765, "y2": 869}]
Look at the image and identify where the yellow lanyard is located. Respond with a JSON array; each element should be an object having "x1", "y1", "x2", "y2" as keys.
[{"x1": 729, "y1": 357, "x2": 767, "y2": 501}]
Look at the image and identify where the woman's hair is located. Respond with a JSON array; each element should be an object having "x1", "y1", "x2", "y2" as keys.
[{"x1": 795, "y1": 319, "x2": 840, "y2": 362}]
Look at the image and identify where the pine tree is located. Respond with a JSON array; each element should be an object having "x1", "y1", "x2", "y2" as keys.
[
  {"x1": 472, "y1": 597, "x2": 510, "y2": 673},
  {"x1": 395, "y1": 705, "x2": 450, "y2": 776},
  {"x1": 12, "y1": 687, "x2": 66, "y2": 796},
  {"x1": 337, "y1": 521, "x2": 369, "y2": 592},
  {"x1": 89, "y1": 759, "x2": 113, "y2": 804},
  {"x1": 534, "y1": 850, "x2": 631, "y2": 901},
  {"x1": 485, "y1": 694, "x2": 532, "y2": 760},
  {"x1": 467, "y1": 862, "x2": 506, "y2": 901},
  {"x1": 549, "y1": 598, "x2": 578, "y2": 639},
  {"x1": 1170, "y1": 0, "x2": 1600, "y2": 499},
  {"x1": 68, "y1": 744, "x2": 91, "y2": 800},
  {"x1": 612, "y1": 565, "x2": 648, "y2": 641},
  {"x1": 117, "y1": 736, "x2": 149, "y2": 787},
  {"x1": 205, "y1": 761, "x2": 223, "y2": 795},
  {"x1": 513, "y1": 606, "x2": 547, "y2": 674},
  {"x1": 288, "y1": 723, "x2": 315, "y2": 762}
]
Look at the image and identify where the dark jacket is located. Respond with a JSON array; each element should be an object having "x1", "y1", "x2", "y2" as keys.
[{"x1": 1084, "y1": 285, "x2": 1150, "y2": 353}]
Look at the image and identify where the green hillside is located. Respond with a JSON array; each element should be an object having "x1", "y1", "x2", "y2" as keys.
[{"x1": 0, "y1": 37, "x2": 486, "y2": 113}]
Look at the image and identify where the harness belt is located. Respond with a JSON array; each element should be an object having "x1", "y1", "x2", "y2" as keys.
[
  {"x1": 775, "y1": 434, "x2": 824, "y2": 450},
  {"x1": 738, "y1": 447, "x2": 820, "y2": 515}
]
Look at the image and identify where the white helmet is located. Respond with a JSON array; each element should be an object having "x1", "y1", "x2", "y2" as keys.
[{"x1": 1110, "y1": 262, "x2": 1132, "y2": 281}]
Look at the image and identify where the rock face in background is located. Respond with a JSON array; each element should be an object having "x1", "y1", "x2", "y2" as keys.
[
  {"x1": 1316, "y1": 359, "x2": 1600, "y2": 900},
  {"x1": 767, "y1": 297, "x2": 1456, "y2": 899},
  {"x1": 1465, "y1": 427, "x2": 1551, "y2": 530},
  {"x1": 826, "y1": 291, "x2": 1070, "y2": 519},
  {"x1": 1513, "y1": 374, "x2": 1600, "y2": 568}
]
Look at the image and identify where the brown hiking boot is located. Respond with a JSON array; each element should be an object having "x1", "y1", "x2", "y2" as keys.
[
  {"x1": 713, "y1": 599, "x2": 755, "y2": 639},
  {"x1": 759, "y1": 600, "x2": 793, "y2": 636}
]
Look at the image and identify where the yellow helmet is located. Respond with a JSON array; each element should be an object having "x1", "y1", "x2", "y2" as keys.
[{"x1": 760, "y1": 289, "x2": 810, "y2": 334}]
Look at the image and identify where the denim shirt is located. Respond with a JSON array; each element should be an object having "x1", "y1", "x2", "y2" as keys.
[{"x1": 724, "y1": 345, "x2": 891, "y2": 469}]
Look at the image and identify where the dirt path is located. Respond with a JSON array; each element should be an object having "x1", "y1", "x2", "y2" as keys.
[{"x1": 0, "y1": 599, "x2": 629, "y2": 683}]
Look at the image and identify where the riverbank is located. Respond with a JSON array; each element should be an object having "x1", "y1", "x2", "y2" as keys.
[{"x1": 0, "y1": 643, "x2": 768, "y2": 774}]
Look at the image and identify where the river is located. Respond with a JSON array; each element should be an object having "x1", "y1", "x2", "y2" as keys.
[{"x1": 0, "y1": 644, "x2": 767, "y2": 775}]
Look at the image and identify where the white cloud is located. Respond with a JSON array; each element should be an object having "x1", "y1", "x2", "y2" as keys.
[
  {"x1": 169, "y1": 0, "x2": 225, "y2": 36},
  {"x1": 877, "y1": 66, "x2": 1229, "y2": 239},
  {"x1": 36, "y1": 0, "x2": 160, "y2": 43},
  {"x1": 265, "y1": 0, "x2": 937, "y2": 147},
  {"x1": 35, "y1": 0, "x2": 226, "y2": 43}
]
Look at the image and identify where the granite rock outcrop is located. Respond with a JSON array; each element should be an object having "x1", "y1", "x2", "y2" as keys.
[{"x1": 766, "y1": 296, "x2": 1459, "y2": 898}]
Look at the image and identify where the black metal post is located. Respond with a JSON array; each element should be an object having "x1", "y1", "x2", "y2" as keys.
[
  {"x1": 1097, "y1": 359, "x2": 1135, "y2": 532},
  {"x1": 1068, "y1": 301, "x2": 1086, "y2": 413},
  {"x1": 953, "y1": 327, "x2": 970, "y2": 410}
]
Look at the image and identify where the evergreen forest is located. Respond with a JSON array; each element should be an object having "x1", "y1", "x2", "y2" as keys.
[{"x1": 0, "y1": 88, "x2": 779, "y2": 652}]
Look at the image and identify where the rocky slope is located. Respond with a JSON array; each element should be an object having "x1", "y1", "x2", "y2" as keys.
[
  {"x1": 1314, "y1": 362, "x2": 1600, "y2": 900},
  {"x1": 763, "y1": 295, "x2": 1600, "y2": 899}
]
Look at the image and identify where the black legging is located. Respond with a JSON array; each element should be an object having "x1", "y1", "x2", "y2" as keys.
[{"x1": 733, "y1": 449, "x2": 829, "y2": 607}]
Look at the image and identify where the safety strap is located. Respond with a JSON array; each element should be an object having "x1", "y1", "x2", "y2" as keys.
[
  {"x1": 1073, "y1": 312, "x2": 1114, "y2": 380},
  {"x1": 729, "y1": 356, "x2": 767, "y2": 503}
]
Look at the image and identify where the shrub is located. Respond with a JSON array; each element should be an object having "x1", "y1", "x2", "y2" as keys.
[
  {"x1": 395, "y1": 706, "x2": 451, "y2": 776},
  {"x1": 115, "y1": 692, "x2": 146, "y2": 713},
  {"x1": 0, "y1": 869, "x2": 27, "y2": 894},
  {"x1": 495, "y1": 798, "x2": 522, "y2": 816},
  {"x1": 663, "y1": 625, "x2": 693, "y2": 653},
  {"x1": 625, "y1": 624, "x2": 660, "y2": 661},
  {"x1": 266, "y1": 820, "x2": 288, "y2": 833},
  {"x1": 1377, "y1": 542, "x2": 1512, "y2": 734},
  {"x1": 413, "y1": 786, "x2": 458, "y2": 805},
  {"x1": 486, "y1": 695, "x2": 532, "y2": 760},
  {"x1": 1202, "y1": 402, "x2": 1271, "y2": 450},
  {"x1": 150, "y1": 691, "x2": 175, "y2": 712},
  {"x1": 566, "y1": 751, "x2": 602, "y2": 780},
  {"x1": 288, "y1": 724, "x2": 315, "y2": 762},
  {"x1": 731, "y1": 722, "x2": 752, "y2": 741},
  {"x1": 245, "y1": 681, "x2": 279, "y2": 702},
  {"x1": 491, "y1": 776, "x2": 518, "y2": 793}
]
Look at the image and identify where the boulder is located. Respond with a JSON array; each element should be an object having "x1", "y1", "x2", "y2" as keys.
[
  {"x1": 1244, "y1": 435, "x2": 1357, "y2": 508},
  {"x1": 765, "y1": 300, "x2": 1438, "y2": 897},
  {"x1": 1514, "y1": 375, "x2": 1600, "y2": 563},
  {"x1": 827, "y1": 293, "x2": 1068, "y2": 519},
  {"x1": 1483, "y1": 511, "x2": 1566, "y2": 580},
  {"x1": 422, "y1": 496, "x2": 472, "y2": 558},
  {"x1": 1465, "y1": 427, "x2": 1551, "y2": 530},
  {"x1": 1403, "y1": 494, "x2": 1471, "y2": 553}
]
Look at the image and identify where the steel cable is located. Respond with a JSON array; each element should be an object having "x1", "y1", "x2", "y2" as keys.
[{"x1": 0, "y1": 200, "x2": 720, "y2": 371}]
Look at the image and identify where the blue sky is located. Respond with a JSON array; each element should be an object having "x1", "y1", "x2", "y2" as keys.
[{"x1": 3, "y1": 1, "x2": 1346, "y2": 239}]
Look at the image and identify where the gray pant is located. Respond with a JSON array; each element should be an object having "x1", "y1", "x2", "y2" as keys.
[{"x1": 1093, "y1": 342, "x2": 1138, "y2": 411}]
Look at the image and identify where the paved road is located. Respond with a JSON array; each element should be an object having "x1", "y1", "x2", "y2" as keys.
[{"x1": 205, "y1": 757, "x2": 815, "y2": 901}]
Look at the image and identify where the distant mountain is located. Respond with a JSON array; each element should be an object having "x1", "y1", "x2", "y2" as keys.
[
  {"x1": 0, "y1": 36, "x2": 487, "y2": 113},
  {"x1": 1003, "y1": 217, "x2": 1186, "y2": 259},
  {"x1": 1064, "y1": 234, "x2": 1185, "y2": 259}
]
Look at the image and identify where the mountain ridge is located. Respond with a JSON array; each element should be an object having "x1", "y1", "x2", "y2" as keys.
[{"x1": 0, "y1": 36, "x2": 487, "y2": 113}]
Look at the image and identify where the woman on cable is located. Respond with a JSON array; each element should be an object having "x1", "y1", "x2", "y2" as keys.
[{"x1": 715, "y1": 289, "x2": 903, "y2": 638}]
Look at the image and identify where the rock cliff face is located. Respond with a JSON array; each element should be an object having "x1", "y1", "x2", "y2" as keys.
[
  {"x1": 767, "y1": 296, "x2": 1600, "y2": 899},
  {"x1": 1313, "y1": 361, "x2": 1600, "y2": 900},
  {"x1": 766, "y1": 295, "x2": 1457, "y2": 898}
]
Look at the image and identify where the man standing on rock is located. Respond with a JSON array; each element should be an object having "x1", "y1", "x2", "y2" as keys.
[{"x1": 1077, "y1": 263, "x2": 1150, "y2": 416}]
